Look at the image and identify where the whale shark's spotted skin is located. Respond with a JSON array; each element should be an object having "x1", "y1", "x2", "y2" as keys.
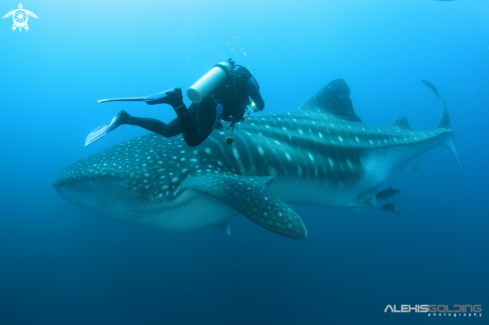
[{"x1": 53, "y1": 79, "x2": 460, "y2": 239}]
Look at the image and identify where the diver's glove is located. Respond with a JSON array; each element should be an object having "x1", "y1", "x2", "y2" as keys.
[{"x1": 146, "y1": 87, "x2": 185, "y2": 109}]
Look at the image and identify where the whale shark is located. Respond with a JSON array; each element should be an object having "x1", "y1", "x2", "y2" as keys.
[{"x1": 52, "y1": 79, "x2": 461, "y2": 239}]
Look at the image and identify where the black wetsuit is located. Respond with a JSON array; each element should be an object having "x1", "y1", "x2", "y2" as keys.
[{"x1": 124, "y1": 67, "x2": 264, "y2": 147}]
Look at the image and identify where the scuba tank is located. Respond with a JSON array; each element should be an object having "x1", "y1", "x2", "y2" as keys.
[{"x1": 187, "y1": 61, "x2": 234, "y2": 104}]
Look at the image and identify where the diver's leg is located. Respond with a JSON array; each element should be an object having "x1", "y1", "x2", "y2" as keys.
[
  {"x1": 127, "y1": 100, "x2": 202, "y2": 139},
  {"x1": 115, "y1": 110, "x2": 181, "y2": 138},
  {"x1": 111, "y1": 87, "x2": 215, "y2": 144},
  {"x1": 174, "y1": 98, "x2": 217, "y2": 147},
  {"x1": 128, "y1": 116, "x2": 181, "y2": 137},
  {"x1": 111, "y1": 89, "x2": 200, "y2": 138}
]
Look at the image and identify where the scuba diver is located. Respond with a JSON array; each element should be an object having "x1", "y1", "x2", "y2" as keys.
[{"x1": 86, "y1": 59, "x2": 265, "y2": 147}]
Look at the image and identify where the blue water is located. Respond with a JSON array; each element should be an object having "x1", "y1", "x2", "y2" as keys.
[{"x1": 1, "y1": 1, "x2": 488, "y2": 324}]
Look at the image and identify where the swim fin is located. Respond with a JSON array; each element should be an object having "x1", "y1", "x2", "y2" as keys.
[
  {"x1": 85, "y1": 110, "x2": 124, "y2": 147},
  {"x1": 96, "y1": 87, "x2": 176, "y2": 104}
]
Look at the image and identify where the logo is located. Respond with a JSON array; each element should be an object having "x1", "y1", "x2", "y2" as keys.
[
  {"x1": 3, "y1": 3, "x2": 37, "y2": 32},
  {"x1": 385, "y1": 304, "x2": 482, "y2": 318}
]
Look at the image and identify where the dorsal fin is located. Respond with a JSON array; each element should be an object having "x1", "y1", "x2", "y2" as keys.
[
  {"x1": 298, "y1": 79, "x2": 362, "y2": 122},
  {"x1": 392, "y1": 116, "x2": 413, "y2": 130}
]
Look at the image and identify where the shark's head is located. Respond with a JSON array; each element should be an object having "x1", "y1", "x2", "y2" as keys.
[
  {"x1": 53, "y1": 162, "x2": 134, "y2": 218},
  {"x1": 52, "y1": 135, "x2": 190, "y2": 219},
  {"x1": 52, "y1": 153, "x2": 143, "y2": 218}
]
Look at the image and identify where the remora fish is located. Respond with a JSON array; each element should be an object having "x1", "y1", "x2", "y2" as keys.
[
  {"x1": 52, "y1": 79, "x2": 461, "y2": 239},
  {"x1": 380, "y1": 203, "x2": 402, "y2": 218},
  {"x1": 376, "y1": 185, "x2": 401, "y2": 201}
]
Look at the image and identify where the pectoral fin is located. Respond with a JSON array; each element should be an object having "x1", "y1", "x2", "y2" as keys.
[{"x1": 181, "y1": 173, "x2": 307, "y2": 239}]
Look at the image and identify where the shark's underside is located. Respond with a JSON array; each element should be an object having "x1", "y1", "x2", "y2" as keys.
[{"x1": 52, "y1": 79, "x2": 461, "y2": 239}]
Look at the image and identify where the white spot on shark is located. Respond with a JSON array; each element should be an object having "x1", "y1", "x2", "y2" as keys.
[
  {"x1": 258, "y1": 147, "x2": 264, "y2": 155},
  {"x1": 233, "y1": 148, "x2": 240, "y2": 160}
]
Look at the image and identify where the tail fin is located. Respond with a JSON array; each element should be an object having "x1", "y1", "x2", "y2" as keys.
[
  {"x1": 422, "y1": 80, "x2": 463, "y2": 176},
  {"x1": 442, "y1": 133, "x2": 462, "y2": 176},
  {"x1": 397, "y1": 211, "x2": 402, "y2": 218}
]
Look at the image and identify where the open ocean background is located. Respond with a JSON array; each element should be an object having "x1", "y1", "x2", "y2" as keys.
[{"x1": 1, "y1": 1, "x2": 488, "y2": 324}]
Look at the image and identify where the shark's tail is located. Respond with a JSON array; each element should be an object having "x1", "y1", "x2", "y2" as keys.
[{"x1": 422, "y1": 80, "x2": 462, "y2": 176}]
